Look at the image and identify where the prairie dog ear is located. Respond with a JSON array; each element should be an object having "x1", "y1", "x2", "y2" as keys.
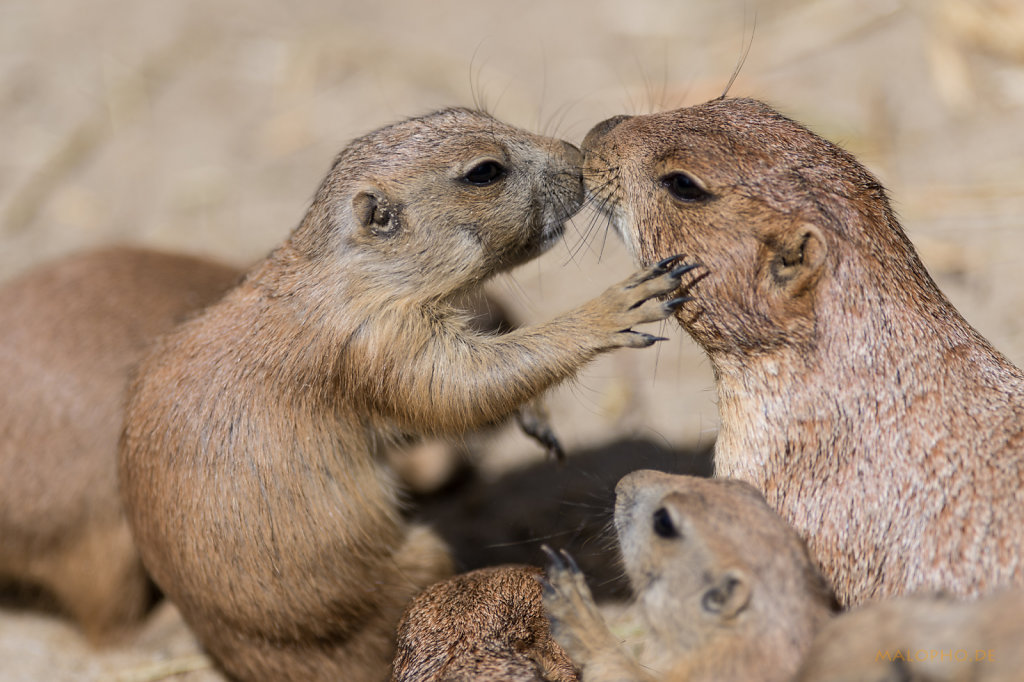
[
  {"x1": 701, "y1": 568, "x2": 752, "y2": 619},
  {"x1": 352, "y1": 189, "x2": 401, "y2": 238},
  {"x1": 769, "y1": 223, "x2": 826, "y2": 296}
]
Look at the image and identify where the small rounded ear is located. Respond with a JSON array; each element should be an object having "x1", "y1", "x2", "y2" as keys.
[
  {"x1": 353, "y1": 189, "x2": 401, "y2": 238},
  {"x1": 701, "y1": 568, "x2": 751, "y2": 619},
  {"x1": 769, "y1": 223, "x2": 826, "y2": 296}
]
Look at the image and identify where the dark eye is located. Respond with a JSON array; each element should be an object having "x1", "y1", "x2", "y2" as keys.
[
  {"x1": 661, "y1": 172, "x2": 709, "y2": 202},
  {"x1": 463, "y1": 160, "x2": 505, "y2": 186},
  {"x1": 652, "y1": 507, "x2": 680, "y2": 539}
]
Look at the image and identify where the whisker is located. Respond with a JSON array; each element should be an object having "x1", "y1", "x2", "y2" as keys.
[{"x1": 718, "y1": 9, "x2": 757, "y2": 100}]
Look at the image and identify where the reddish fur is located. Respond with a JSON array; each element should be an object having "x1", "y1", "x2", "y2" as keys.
[
  {"x1": 392, "y1": 565, "x2": 578, "y2": 681},
  {"x1": 582, "y1": 98, "x2": 1024, "y2": 606}
]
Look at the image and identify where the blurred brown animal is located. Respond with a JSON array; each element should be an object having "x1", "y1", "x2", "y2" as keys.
[
  {"x1": 119, "y1": 108, "x2": 691, "y2": 682},
  {"x1": 0, "y1": 247, "x2": 239, "y2": 641},
  {"x1": 392, "y1": 565, "x2": 578, "y2": 682},
  {"x1": 797, "y1": 588, "x2": 1024, "y2": 682},
  {"x1": 582, "y1": 97, "x2": 1024, "y2": 605},
  {"x1": 543, "y1": 470, "x2": 833, "y2": 681}
]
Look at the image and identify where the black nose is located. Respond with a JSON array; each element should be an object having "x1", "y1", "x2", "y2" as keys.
[{"x1": 583, "y1": 115, "x2": 632, "y2": 150}]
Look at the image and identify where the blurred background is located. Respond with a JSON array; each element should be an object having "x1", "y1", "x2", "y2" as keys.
[{"x1": 2, "y1": 0, "x2": 1023, "y2": 678}]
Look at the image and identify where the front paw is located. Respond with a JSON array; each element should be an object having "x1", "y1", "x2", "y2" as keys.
[
  {"x1": 595, "y1": 256, "x2": 699, "y2": 349},
  {"x1": 540, "y1": 546, "x2": 615, "y2": 663}
]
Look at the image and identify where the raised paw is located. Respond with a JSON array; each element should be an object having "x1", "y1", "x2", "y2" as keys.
[
  {"x1": 540, "y1": 546, "x2": 617, "y2": 663},
  {"x1": 586, "y1": 255, "x2": 699, "y2": 349}
]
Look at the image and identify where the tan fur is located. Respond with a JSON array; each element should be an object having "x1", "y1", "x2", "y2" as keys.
[
  {"x1": 0, "y1": 247, "x2": 239, "y2": 641},
  {"x1": 797, "y1": 589, "x2": 1024, "y2": 681},
  {"x1": 119, "y1": 108, "x2": 689, "y2": 682},
  {"x1": 582, "y1": 98, "x2": 1024, "y2": 605},
  {"x1": 391, "y1": 565, "x2": 578, "y2": 681},
  {"x1": 544, "y1": 470, "x2": 833, "y2": 682},
  {"x1": 384, "y1": 292, "x2": 564, "y2": 494}
]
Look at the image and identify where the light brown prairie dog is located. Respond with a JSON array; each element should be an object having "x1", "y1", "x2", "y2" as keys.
[
  {"x1": 0, "y1": 247, "x2": 240, "y2": 641},
  {"x1": 118, "y1": 108, "x2": 693, "y2": 682},
  {"x1": 392, "y1": 565, "x2": 577, "y2": 682},
  {"x1": 543, "y1": 469, "x2": 834, "y2": 682},
  {"x1": 582, "y1": 97, "x2": 1024, "y2": 605},
  {"x1": 797, "y1": 589, "x2": 1024, "y2": 682}
]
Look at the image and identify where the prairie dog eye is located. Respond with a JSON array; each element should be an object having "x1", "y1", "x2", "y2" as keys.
[
  {"x1": 463, "y1": 160, "x2": 506, "y2": 186},
  {"x1": 661, "y1": 172, "x2": 710, "y2": 202},
  {"x1": 652, "y1": 507, "x2": 681, "y2": 539}
]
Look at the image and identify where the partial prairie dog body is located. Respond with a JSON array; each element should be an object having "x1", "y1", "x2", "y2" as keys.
[
  {"x1": 119, "y1": 108, "x2": 690, "y2": 682},
  {"x1": 543, "y1": 470, "x2": 833, "y2": 682},
  {"x1": 797, "y1": 589, "x2": 1024, "y2": 682},
  {"x1": 391, "y1": 565, "x2": 577, "y2": 682},
  {"x1": 582, "y1": 98, "x2": 1024, "y2": 604},
  {"x1": 0, "y1": 247, "x2": 239, "y2": 641}
]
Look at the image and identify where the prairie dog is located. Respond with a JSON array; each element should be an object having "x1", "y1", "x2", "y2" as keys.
[
  {"x1": 582, "y1": 98, "x2": 1024, "y2": 604},
  {"x1": 392, "y1": 565, "x2": 577, "y2": 682},
  {"x1": 119, "y1": 108, "x2": 691, "y2": 681},
  {"x1": 543, "y1": 470, "x2": 833, "y2": 681},
  {"x1": 0, "y1": 247, "x2": 239, "y2": 640}
]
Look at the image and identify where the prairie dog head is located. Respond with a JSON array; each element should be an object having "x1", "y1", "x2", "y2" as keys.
[
  {"x1": 582, "y1": 98, "x2": 930, "y2": 356},
  {"x1": 291, "y1": 107, "x2": 583, "y2": 303},
  {"x1": 614, "y1": 470, "x2": 833, "y2": 653}
]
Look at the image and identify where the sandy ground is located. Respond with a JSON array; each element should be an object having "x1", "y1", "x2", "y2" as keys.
[{"x1": 2, "y1": 0, "x2": 1024, "y2": 679}]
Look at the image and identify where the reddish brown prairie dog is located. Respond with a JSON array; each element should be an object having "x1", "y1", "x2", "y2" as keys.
[
  {"x1": 391, "y1": 565, "x2": 577, "y2": 682},
  {"x1": 543, "y1": 470, "x2": 834, "y2": 681},
  {"x1": 119, "y1": 108, "x2": 692, "y2": 682},
  {"x1": 581, "y1": 97, "x2": 1024, "y2": 605},
  {"x1": 0, "y1": 247, "x2": 239, "y2": 641}
]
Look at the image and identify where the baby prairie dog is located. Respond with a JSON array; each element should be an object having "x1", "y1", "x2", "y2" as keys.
[
  {"x1": 0, "y1": 247, "x2": 239, "y2": 641},
  {"x1": 582, "y1": 98, "x2": 1024, "y2": 604},
  {"x1": 543, "y1": 470, "x2": 834, "y2": 682},
  {"x1": 797, "y1": 589, "x2": 1024, "y2": 682},
  {"x1": 392, "y1": 565, "x2": 577, "y2": 681},
  {"x1": 119, "y1": 108, "x2": 692, "y2": 682}
]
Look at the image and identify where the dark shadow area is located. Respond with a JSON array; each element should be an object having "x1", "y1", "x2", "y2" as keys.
[
  {"x1": 0, "y1": 581, "x2": 61, "y2": 616},
  {"x1": 411, "y1": 438, "x2": 714, "y2": 600}
]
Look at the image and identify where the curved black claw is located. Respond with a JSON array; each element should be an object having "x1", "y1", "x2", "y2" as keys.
[
  {"x1": 669, "y1": 262, "x2": 700, "y2": 279},
  {"x1": 559, "y1": 548, "x2": 581, "y2": 574},
  {"x1": 541, "y1": 544, "x2": 563, "y2": 570},
  {"x1": 623, "y1": 330, "x2": 668, "y2": 347},
  {"x1": 628, "y1": 254, "x2": 687, "y2": 288},
  {"x1": 516, "y1": 408, "x2": 565, "y2": 462},
  {"x1": 664, "y1": 296, "x2": 694, "y2": 313},
  {"x1": 654, "y1": 254, "x2": 687, "y2": 271},
  {"x1": 541, "y1": 544, "x2": 581, "y2": 575}
]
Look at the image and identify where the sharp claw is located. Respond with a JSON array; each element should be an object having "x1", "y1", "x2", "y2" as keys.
[
  {"x1": 654, "y1": 254, "x2": 685, "y2": 271},
  {"x1": 559, "y1": 549, "x2": 581, "y2": 574},
  {"x1": 541, "y1": 544, "x2": 564, "y2": 569},
  {"x1": 628, "y1": 255, "x2": 687, "y2": 289},
  {"x1": 669, "y1": 262, "x2": 700, "y2": 279},
  {"x1": 665, "y1": 296, "x2": 694, "y2": 312},
  {"x1": 517, "y1": 412, "x2": 564, "y2": 462},
  {"x1": 625, "y1": 331, "x2": 667, "y2": 347}
]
